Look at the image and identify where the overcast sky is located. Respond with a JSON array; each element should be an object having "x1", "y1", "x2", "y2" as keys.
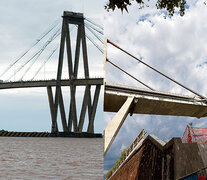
[
  {"x1": 104, "y1": 0, "x2": 207, "y2": 174},
  {"x1": 0, "y1": 0, "x2": 104, "y2": 133}
]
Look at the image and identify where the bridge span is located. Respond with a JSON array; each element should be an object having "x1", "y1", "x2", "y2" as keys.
[
  {"x1": 104, "y1": 83, "x2": 207, "y2": 155},
  {"x1": 0, "y1": 78, "x2": 103, "y2": 89},
  {"x1": 0, "y1": 11, "x2": 104, "y2": 135},
  {"x1": 104, "y1": 83, "x2": 207, "y2": 118}
]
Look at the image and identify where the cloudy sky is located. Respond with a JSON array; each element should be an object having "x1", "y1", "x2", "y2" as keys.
[
  {"x1": 0, "y1": 0, "x2": 104, "y2": 133},
  {"x1": 104, "y1": 0, "x2": 207, "y2": 174}
]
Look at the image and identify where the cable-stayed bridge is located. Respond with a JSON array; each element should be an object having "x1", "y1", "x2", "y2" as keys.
[
  {"x1": 0, "y1": 11, "x2": 103, "y2": 135},
  {"x1": 104, "y1": 39, "x2": 207, "y2": 156}
]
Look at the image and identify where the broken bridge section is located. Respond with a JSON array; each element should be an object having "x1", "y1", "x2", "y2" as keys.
[
  {"x1": 104, "y1": 83, "x2": 207, "y2": 118},
  {"x1": 104, "y1": 39, "x2": 207, "y2": 155}
]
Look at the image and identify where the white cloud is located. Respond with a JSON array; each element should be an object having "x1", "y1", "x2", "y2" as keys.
[
  {"x1": 0, "y1": 0, "x2": 104, "y2": 133},
  {"x1": 104, "y1": 0, "x2": 207, "y2": 170}
]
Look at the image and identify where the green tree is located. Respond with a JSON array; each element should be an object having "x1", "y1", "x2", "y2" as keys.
[{"x1": 105, "y1": 0, "x2": 187, "y2": 16}]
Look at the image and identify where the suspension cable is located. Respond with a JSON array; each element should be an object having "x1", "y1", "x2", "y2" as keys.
[
  {"x1": 107, "y1": 58, "x2": 154, "y2": 91},
  {"x1": 31, "y1": 46, "x2": 58, "y2": 80},
  {"x1": 86, "y1": 33, "x2": 103, "y2": 54},
  {"x1": 0, "y1": 19, "x2": 60, "y2": 78},
  {"x1": 18, "y1": 28, "x2": 61, "y2": 81},
  {"x1": 107, "y1": 39, "x2": 207, "y2": 100},
  {"x1": 7, "y1": 27, "x2": 61, "y2": 81},
  {"x1": 85, "y1": 24, "x2": 103, "y2": 44},
  {"x1": 84, "y1": 18, "x2": 103, "y2": 31},
  {"x1": 30, "y1": 25, "x2": 75, "y2": 81},
  {"x1": 85, "y1": 22, "x2": 103, "y2": 35},
  {"x1": 23, "y1": 25, "x2": 75, "y2": 81}
]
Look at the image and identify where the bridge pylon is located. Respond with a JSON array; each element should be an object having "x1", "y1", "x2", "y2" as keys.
[{"x1": 47, "y1": 11, "x2": 102, "y2": 134}]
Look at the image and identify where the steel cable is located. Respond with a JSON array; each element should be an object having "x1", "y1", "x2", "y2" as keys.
[
  {"x1": 84, "y1": 18, "x2": 103, "y2": 31},
  {"x1": 18, "y1": 28, "x2": 61, "y2": 81},
  {"x1": 84, "y1": 22, "x2": 103, "y2": 35},
  {"x1": 31, "y1": 46, "x2": 58, "y2": 80},
  {"x1": 7, "y1": 27, "x2": 61, "y2": 81},
  {"x1": 86, "y1": 33, "x2": 103, "y2": 54},
  {"x1": 107, "y1": 39, "x2": 207, "y2": 100},
  {"x1": 85, "y1": 24, "x2": 103, "y2": 44},
  {"x1": 0, "y1": 19, "x2": 60, "y2": 78},
  {"x1": 106, "y1": 58, "x2": 154, "y2": 90}
]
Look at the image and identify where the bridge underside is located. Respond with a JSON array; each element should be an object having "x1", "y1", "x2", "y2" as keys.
[
  {"x1": 104, "y1": 83, "x2": 207, "y2": 155},
  {"x1": 104, "y1": 83, "x2": 207, "y2": 118}
]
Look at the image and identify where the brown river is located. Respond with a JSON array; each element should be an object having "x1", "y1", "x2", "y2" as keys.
[{"x1": 0, "y1": 137, "x2": 103, "y2": 180}]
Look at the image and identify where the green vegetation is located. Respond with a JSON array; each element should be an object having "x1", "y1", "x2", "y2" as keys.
[
  {"x1": 106, "y1": 149, "x2": 129, "y2": 179},
  {"x1": 105, "y1": 0, "x2": 195, "y2": 17}
]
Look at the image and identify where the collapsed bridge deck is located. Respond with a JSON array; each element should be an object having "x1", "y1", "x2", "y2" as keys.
[{"x1": 104, "y1": 83, "x2": 207, "y2": 118}]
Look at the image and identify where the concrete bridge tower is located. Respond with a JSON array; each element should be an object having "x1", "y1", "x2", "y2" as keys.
[{"x1": 47, "y1": 11, "x2": 102, "y2": 134}]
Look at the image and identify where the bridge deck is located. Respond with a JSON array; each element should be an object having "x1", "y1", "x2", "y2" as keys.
[
  {"x1": 104, "y1": 83, "x2": 207, "y2": 118},
  {"x1": 0, "y1": 78, "x2": 103, "y2": 89}
]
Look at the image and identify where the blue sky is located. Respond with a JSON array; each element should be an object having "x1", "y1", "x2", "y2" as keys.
[
  {"x1": 0, "y1": 0, "x2": 104, "y2": 133},
  {"x1": 104, "y1": 0, "x2": 207, "y2": 174}
]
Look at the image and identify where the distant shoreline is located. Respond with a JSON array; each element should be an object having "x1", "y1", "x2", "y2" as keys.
[{"x1": 0, "y1": 131, "x2": 103, "y2": 138}]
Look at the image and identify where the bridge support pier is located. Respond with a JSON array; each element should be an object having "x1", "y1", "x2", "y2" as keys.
[{"x1": 47, "y1": 86, "x2": 58, "y2": 132}]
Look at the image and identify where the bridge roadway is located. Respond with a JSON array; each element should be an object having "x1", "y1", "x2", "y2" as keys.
[
  {"x1": 104, "y1": 83, "x2": 207, "y2": 118},
  {"x1": 0, "y1": 78, "x2": 103, "y2": 89}
]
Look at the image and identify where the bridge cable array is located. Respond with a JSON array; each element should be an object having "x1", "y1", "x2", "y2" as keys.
[
  {"x1": 0, "y1": 17, "x2": 103, "y2": 82},
  {"x1": 31, "y1": 46, "x2": 58, "y2": 81},
  {"x1": 84, "y1": 18, "x2": 104, "y2": 54},
  {"x1": 0, "y1": 19, "x2": 60, "y2": 79},
  {"x1": 6, "y1": 26, "x2": 61, "y2": 81},
  {"x1": 16, "y1": 27, "x2": 62, "y2": 81},
  {"x1": 85, "y1": 24, "x2": 103, "y2": 44},
  {"x1": 85, "y1": 18, "x2": 104, "y2": 32},
  {"x1": 3, "y1": 25, "x2": 77, "y2": 81},
  {"x1": 106, "y1": 58, "x2": 154, "y2": 91},
  {"x1": 107, "y1": 39, "x2": 207, "y2": 100}
]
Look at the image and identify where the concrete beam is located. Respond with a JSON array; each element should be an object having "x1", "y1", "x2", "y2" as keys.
[
  {"x1": 104, "y1": 96, "x2": 135, "y2": 156},
  {"x1": 104, "y1": 83, "x2": 207, "y2": 118}
]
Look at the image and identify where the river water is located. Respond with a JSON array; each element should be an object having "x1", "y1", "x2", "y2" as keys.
[{"x1": 0, "y1": 137, "x2": 103, "y2": 180}]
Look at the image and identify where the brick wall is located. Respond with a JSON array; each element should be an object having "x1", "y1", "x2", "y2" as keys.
[{"x1": 111, "y1": 139, "x2": 162, "y2": 180}]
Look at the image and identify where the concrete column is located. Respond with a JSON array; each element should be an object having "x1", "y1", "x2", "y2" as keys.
[
  {"x1": 59, "y1": 88, "x2": 69, "y2": 132},
  {"x1": 78, "y1": 86, "x2": 89, "y2": 132},
  {"x1": 46, "y1": 86, "x2": 58, "y2": 132},
  {"x1": 104, "y1": 96, "x2": 135, "y2": 156},
  {"x1": 87, "y1": 85, "x2": 101, "y2": 133}
]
